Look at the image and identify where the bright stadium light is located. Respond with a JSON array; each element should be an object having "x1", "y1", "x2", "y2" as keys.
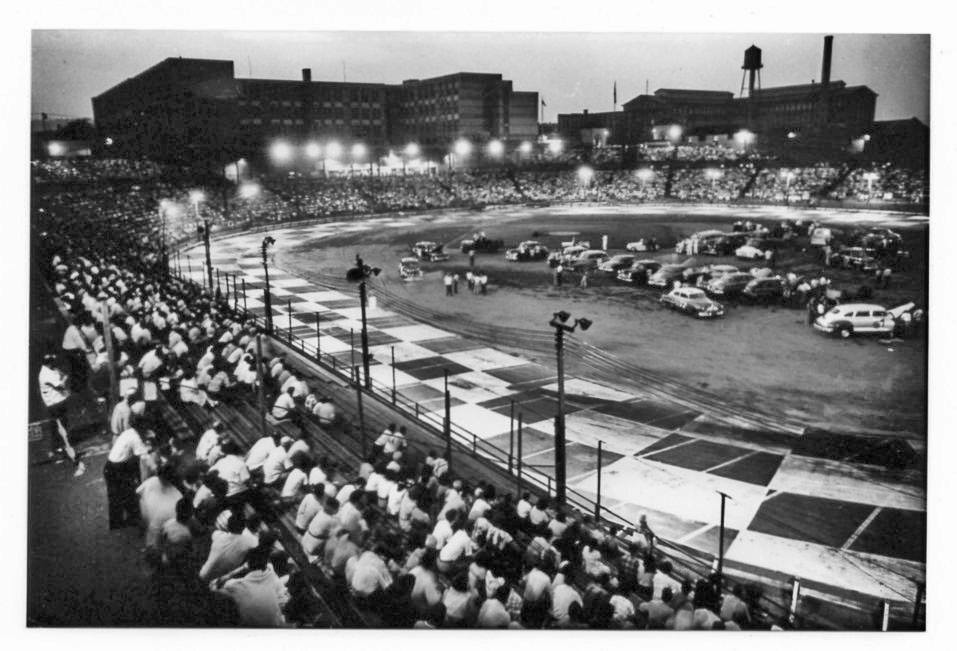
[
  {"x1": 454, "y1": 138, "x2": 472, "y2": 157},
  {"x1": 577, "y1": 165, "x2": 594, "y2": 184},
  {"x1": 325, "y1": 140, "x2": 343, "y2": 160},
  {"x1": 304, "y1": 142, "x2": 322, "y2": 159},
  {"x1": 104, "y1": 137, "x2": 114, "y2": 146},
  {"x1": 787, "y1": 131, "x2": 798, "y2": 140},
  {"x1": 47, "y1": 141, "x2": 66, "y2": 157},
  {"x1": 547, "y1": 139, "x2": 564, "y2": 155},
  {"x1": 270, "y1": 140, "x2": 294, "y2": 164},
  {"x1": 667, "y1": 125, "x2": 683, "y2": 143},
  {"x1": 734, "y1": 129, "x2": 755, "y2": 147},
  {"x1": 705, "y1": 168, "x2": 724, "y2": 180},
  {"x1": 352, "y1": 143, "x2": 367, "y2": 160},
  {"x1": 519, "y1": 141, "x2": 533, "y2": 155},
  {"x1": 189, "y1": 190, "x2": 206, "y2": 205},
  {"x1": 239, "y1": 182, "x2": 261, "y2": 199},
  {"x1": 636, "y1": 168, "x2": 655, "y2": 183},
  {"x1": 863, "y1": 134, "x2": 871, "y2": 142},
  {"x1": 487, "y1": 139, "x2": 505, "y2": 158},
  {"x1": 404, "y1": 142, "x2": 420, "y2": 158}
]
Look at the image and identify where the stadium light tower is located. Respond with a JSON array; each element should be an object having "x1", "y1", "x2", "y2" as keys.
[
  {"x1": 270, "y1": 140, "x2": 294, "y2": 165},
  {"x1": 548, "y1": 311, "x2": 593, "y2": 506},
  {"x1": 190, "y1": 190, "x2": 213, "y2": 292},
  {"x1": 519, "y1": 141, "x2": 533, "y2": 156},
  {"x1": 667, "y1": 124, "x2": 683, "y2": 143},
  {"x1": 450, "y1": 138, "x2": 472, "y2": 171},
  {"x1": 346, "y1": 254, "x2": 382, "y2": 390},
  {"x1": 304, "y1": 142, "x2": 322, "y2": 160},
  {"x1": 239, "y1": 182, "x2": 261, "y2": 200},
  {"x1": 403, "y1": 142, "x2": 420, "y2": 174},
  {"x1": 487, "y1": 139, "x2": 505, "y2": 160},
  {"x1": 547, "y1": 139, "x2": 564, "y2": 155}
]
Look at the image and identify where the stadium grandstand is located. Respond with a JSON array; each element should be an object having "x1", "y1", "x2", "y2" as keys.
[{"x1": 29, "y1": 144, "x2": 927, "y2": 629}]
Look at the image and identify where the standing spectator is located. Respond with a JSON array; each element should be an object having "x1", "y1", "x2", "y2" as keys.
[
  {"x1": 579, "y1": 270, "x2": 588, "y2": 289},
  {"x1": 469, "y1": 249, "x2": 476, "y2": 269},
  {"x1": 881, "y1": 267, "x2": 892, "y2": 289},
  {"x1": 444, "y1": 273, "x2": 453, "y2": 297},
  {"x1": 104, "y1": 415, "x2": 150, "y2": 528},
  {"x1": 61, "y1": 314, "x2": 94, "y2": 391},
  {"x1": 137, "y1": 462, "x2": 183, "y2": 550},
  {"x1": 452, "y1": 273, "x2": 459, "y2": 294},
  {"x1": 554, "y1": 263, "x2": 564, "y2": 287},
  {"x1": 466, "y1": 270, "x2": 475, "y2": 292},
  {"x1": 38, "y1": 354, "x2": 85, "y2": 476},
  {"x1": 479, "y1": 272, "x2": 488, "y2": 295}
]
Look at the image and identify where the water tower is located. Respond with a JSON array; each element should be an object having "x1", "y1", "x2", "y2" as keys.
[{"x1": 740, "y1": 45, "x2": 763, "y2": 97}]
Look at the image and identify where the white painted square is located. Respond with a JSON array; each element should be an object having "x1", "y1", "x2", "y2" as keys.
[
  {"x1": 368, "y1": 342, "x2": 435, "y2": 364},
  {"x1": 381, "y1": 324, "x2": 456, "y2": 342},
  {"x1": 422, "y1": 371, "x2": 516, "y2": 402},
  {"x1": 428, "y1": 403, "x2": 514, "y2": 439},
  {"x1": 300, "y1": 290, "x2": 352, "y2": 303},
  {"x1": 443, "y1": 347, "x2": 527, "y2": 372},
  {"x1": 569, "y1": 456, "x2": 767, "y2": 531},
  {"x1": 367, "y1": 363, "x2": 420, "y2": 389},
  {"x1": 332, "y1": 306, "x2": 396, "y2": 321},
  {"x1": 271, "y1": 277, "x2": 310, "y2": 288}
]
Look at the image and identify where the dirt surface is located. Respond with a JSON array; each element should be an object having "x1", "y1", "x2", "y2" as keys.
[{"x1": 278, "y1": 206, "x2": 927, "y2": 435}]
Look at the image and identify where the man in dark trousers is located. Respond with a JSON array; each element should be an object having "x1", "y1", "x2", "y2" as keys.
[{"x1": 469, "y1": 249, "x2": 476, "y2": 269}]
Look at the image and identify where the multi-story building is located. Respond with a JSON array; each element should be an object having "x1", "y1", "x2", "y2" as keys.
[
  {"x1": 92, "y1": 58, "x2": 538, "y2": 165},
  {"x1": 558, "y1": 37, "x2": 879, "y2": 155}
]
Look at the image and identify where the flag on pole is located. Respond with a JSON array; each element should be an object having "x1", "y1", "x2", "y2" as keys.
[{"x1": 613, "y1": 81, "x2": 617, "y2": 107}]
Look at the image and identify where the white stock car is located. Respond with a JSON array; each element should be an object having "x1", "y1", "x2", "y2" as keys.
[
  {"x1": 813, "y1": 303, "x2": 895, "y2": 338},
  {"x1": 660, "y1": 287, "x2": 726, "y2": 319}
]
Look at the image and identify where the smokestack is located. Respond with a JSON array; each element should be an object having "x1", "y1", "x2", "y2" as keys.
[
  {"x1": 821, "y1": 35, "x2": 833, "y2": 87},
  {"x1": 302, "y1": 68, "x2": 312, "y2": 83}
]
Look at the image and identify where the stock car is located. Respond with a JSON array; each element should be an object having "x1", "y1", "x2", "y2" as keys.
[
  {"x1": 505, "y1": 240, "x2": 550, "y2": 262},
  {"x1": 648, "y1": 264, "x2": 689, "y2": 288},
  {"x1": 398, "y1": 257, "x2": 423, "y2": 280},
  {"x1": 616, "y1": 259, "x2": 661, "y2": 285},
  {"x1": 742, "y1": 276, "x2": 785, "y2": 301},
  {"x1": 569, "y1": 250, "x2": 610, "y2": 272},
  {"x1": 411, "y1": 241, "x2": 449, "y2": 262},
  {"x1": 831, "y1": 246, "x2": 880, "y2": 272},
  {"x1": 597, "y1": 254, "x2": 637, "y2": 275},
  {"x1": 660, "y1": 287, "x2": 726, "y2": 318},
  {"x1": 705, "y1": 271, "x2": 754, "y2": 297},
  {"x1": 813, "y1": 303, "x2": 896, "y2": 338},
  {"x1": 460, "y1": 233, "x2": 505, "y2": 254}
]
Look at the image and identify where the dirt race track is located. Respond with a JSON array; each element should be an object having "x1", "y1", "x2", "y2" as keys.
[{"x1": 278, "y1": 204, "x2": 928, "y2": 437}]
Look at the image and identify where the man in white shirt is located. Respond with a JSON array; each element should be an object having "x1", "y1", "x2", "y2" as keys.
[
  {"x1": 38, "y1": 355, "x2": 85, "y2": 476},
  {"x1": 199, "y1": 512, "x2": 258, "y2": 583},
  {"x1": 245, "y1": 434, "x2": 277, "y2": 475},
  {"x1": 210, "y1": 440, "x2": 251, "y2": 499},
  {"x1": 215, "y1": 546, "x2": 289, "y2": 627},
  {"x1": 271, "y1": 387, "x2": 299, "y2": 424},
  {"x1": 104, "y1": 416, "x2": 149, "y2": 528},
  {"x1": 262, "y1": 437, "x2": 293, "y2": 486},
  {"x1": 195, "y1": 421, "x2": 225, "y2": 466}
]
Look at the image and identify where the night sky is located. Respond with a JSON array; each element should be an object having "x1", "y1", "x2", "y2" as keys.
[{"x1": 31, "y1": 31, "x2": 929, "y2": 125}]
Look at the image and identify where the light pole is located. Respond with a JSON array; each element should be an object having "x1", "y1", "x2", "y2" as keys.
[
  {"x1": 158, "y1": 201, "x2": 169, "y2": 278},
  {"x1": 261, "y1": 236, "x2": 275, "y2": 333},
  {"x1": 716, "y1": 490, "x2": 732, "y2": 588},
  {"x1": 347, "y1": 253, "x2": 381, "y2": 390},
  {"x1": 549, "y1": 310, "x2": 593, "y2": 505},
  {"x1": 191, "y1": 190, "x2": 212, "y2": 292}
]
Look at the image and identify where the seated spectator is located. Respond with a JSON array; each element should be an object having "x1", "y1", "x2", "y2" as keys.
[
  {"x1": 199, "y1": 511, "x2": 258, "y2": 583},
  {"x1": 214, "y1": 545, "x2": 289, "y2": 627},
  {"x1": 136, "y1": 462, "x2": 183, "y2": 550}
]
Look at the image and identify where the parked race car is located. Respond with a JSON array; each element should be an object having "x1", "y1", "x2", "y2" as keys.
[
  {"x1": 735, "y1": 243, "x2": 768, "y2": 260},
  {"x1": 597, "y1": 254, "x2": 636, "y2": 274},
  {"x1": 616, "y1": 259, "x2": 661, "y2": 285},
  {"x1": 411, "y1": 241, "x2": 449, "y2": 262},
  {"x1": 660, "y1": 287, "x2": 725, "y2": 318},
  {"x1": 569, "y1": 250, "x2": 610, "y2": 272},
  {"x1": 548, "y1": 245, "x2": 588, "y2": 266},
  {"x1": 814, "y1": 303, "x2": 895, "y2": 338},
  {"x1": 505, "y1": 240, "x2": 549, "y2": 262},
  {"x1": 460, "y1": 232, "x2": 505, "y2": 254},
  {"x1": 625, "y1": 239, "x2": 661, "y2": 253},
  {"x1": 705, "y1": 271, "x2": 754, "y2": 297},
  {"x1": 831, "y1": 246, "x2": 879, "y2": 272},
  {"x1": 398, "y1": 257, "x2": 423, "y2": 280},
  {"x1": 648, "y1": 264, "x2": 689, "y2": 289},
  {"x1": 742, "y1": 276, "x2": 784, "y2": 301}
]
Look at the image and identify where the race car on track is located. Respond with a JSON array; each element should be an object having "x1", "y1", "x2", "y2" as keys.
[
  {"x1": 616, "y1": 259, "x2": 661, "y2": 285},
  {"x1": 505, "y1": 240, "x2": 549, "y2": 262},
  {"x1": 398, "y1": 257, "x2": 423, "y2": 280},
  {"x1": 660, "y1": 287, "x2": 726, "y2": 318},
  {"x1": 460, "y1": 232, "x2": 505, "y2": 254},
  {"x1": 411, "y1": 241, "x2": 449, "y2": 262}
]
